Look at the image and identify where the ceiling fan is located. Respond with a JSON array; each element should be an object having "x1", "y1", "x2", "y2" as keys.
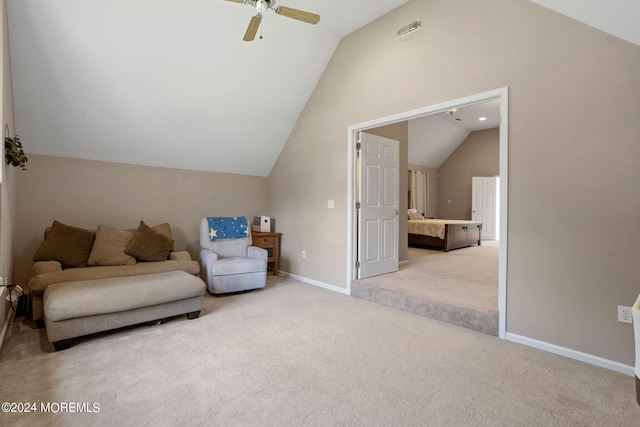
[{"x1": 225, "y1": 0, "x2": 320, "y2": 42}]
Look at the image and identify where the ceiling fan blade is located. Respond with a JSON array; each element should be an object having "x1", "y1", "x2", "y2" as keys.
[
  {"x1": 225, "y1": 0, "x2": 247, "y2": 3},
  {"x1": 243, "y1": 15, "x2": 262, "y2": 42},
  {"x1": 275, "y1": 6, "x2": 320, "y2": 25}
]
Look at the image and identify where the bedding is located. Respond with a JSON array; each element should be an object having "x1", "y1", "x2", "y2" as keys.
[
  {"x1": 408, "y1": 218, "x2": 482, "y2": 251},
  {"x1": 408, "y1": 219, "x2": 480, "y2": 240}
]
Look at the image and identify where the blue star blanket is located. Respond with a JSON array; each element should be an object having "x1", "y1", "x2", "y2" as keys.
[{"x1": 207, "y1": 217, "x2": 249, "y2": 240}]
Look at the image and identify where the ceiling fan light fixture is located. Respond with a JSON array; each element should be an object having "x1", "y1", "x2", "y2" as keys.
[{"x1": 255, "y1": 0, "x2": 268, "y2": 15}]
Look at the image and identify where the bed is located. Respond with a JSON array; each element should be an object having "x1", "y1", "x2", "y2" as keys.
[{"x1": 408, "y1": 219, "x2": 482, "y2": 252}]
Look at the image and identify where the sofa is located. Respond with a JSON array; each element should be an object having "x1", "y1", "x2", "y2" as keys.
[{"x1": 28, "y1": 220, "x2": 206, "y2": 349}]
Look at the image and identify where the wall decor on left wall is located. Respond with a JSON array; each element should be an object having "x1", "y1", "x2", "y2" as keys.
[{"x1": 4, "y1": 124, "x2": 27, "y2": 170}]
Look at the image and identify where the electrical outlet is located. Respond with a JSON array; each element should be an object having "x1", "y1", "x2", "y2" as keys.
[
  {"x1": 618, "y1": 306, "x2": 632, "y2": 324},
  {"x1": 301, "y1": 250, "x2": 306, "y2": 259}
]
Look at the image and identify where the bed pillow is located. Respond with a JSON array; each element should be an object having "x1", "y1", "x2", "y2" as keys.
[
  {"x1": 407, "y1": 210, "x2": 425, "y2": 220},
  {"x1": 33, "y1": 220, "x2": 96, "y2": 268},
  {"x1": 125, "y1": 221, "x2": 173, "y2": 262},
  {"x1": 87, "y1": 225, "x2": 137, "y2": 266}
]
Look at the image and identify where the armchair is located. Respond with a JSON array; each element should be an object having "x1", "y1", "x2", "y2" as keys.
[{"x1": 199, "y1": 217, "x2": 267, "y2": 294}]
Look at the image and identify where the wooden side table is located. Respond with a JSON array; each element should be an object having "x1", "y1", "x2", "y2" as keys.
[{"x1": 252, "y1": 231, "x2": 282, "y2": 276}]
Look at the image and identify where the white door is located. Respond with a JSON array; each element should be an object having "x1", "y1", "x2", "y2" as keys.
[
  {"x1": 357, "y1": 132, "x2": 399, "y2": 279},
  {"x1": 472, "y1": 176, "x2": 500, "y2": 240}
]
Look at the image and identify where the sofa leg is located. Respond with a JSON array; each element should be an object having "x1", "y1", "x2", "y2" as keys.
[
  {"x1": 186, "y1": 310, "x2": 200, "y2": 320},
  {"x1": 53, "y1": 339, "x2": 73, "y2": 351}
]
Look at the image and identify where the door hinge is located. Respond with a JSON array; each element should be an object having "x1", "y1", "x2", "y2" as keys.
[
  {"x1": 355, "y1": 261, "x2": 360, "y2": 268},
  {"x1": 356, "y1": 201, "x2": 361, "y2": 210},
  {"x1": 356, "y1": 141, "x2": 361, "y2": 151}
]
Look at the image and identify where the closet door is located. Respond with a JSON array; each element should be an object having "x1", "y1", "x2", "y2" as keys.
[{"x1": 472, "y1": 176, "x2": 499, "y2": 240}]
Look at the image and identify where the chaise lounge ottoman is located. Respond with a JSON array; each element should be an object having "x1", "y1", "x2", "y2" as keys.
[{"x1": 43, "y1": 270, "x2": 206, "y2": 350}]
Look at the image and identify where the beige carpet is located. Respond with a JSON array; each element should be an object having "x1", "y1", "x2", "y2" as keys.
[
  {"x1": 353, "y1": 241, "x2": 499, "y2": 335},
  {"x1": 1, "y1": 275, "x2": 638, "y2": 426}
]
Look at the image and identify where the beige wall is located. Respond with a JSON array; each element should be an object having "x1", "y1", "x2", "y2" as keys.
[
  {"x1": 1, "y1": 0, "x2": 16, "y2": 330},
  {"x1": 14, "y1": 155, "x2": 269, "y2": 289},
  {"x1": 437, "y1": 128, "x2": 500, "y2": 219},
  {"x1": 268, "y1": 0, "x2": 640, "y2": 365},
  {"x1": 366, "y1": 122, "x2": 408, "y2": 263},
  {"x1": 408, "y1": 163, "x2": 438, "y2": 218}
]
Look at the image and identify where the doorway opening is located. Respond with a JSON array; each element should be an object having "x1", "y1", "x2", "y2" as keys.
[{"x1": 347, "y1": 87, "x2": 509, "y2": 339}]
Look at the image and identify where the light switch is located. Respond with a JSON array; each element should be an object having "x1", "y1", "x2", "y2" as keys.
[{"x1": 328, "y1": 200, "x2": 335, "y2": 209}]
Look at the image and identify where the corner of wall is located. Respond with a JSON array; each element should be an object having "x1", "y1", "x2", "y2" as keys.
[{"x1": 0, "y1": 0, "x2": 17, "y2": 352}]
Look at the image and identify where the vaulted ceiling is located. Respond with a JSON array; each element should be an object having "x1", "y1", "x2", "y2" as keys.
[
  {"x1": 408, "y1": 100, "x2": 501, "y2": 169},
  {"x1": 7, "y1": 1, "x2": 639, "y2": 177}
]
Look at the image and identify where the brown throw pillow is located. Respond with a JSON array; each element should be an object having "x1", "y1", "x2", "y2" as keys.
[
  {"x1": 150, "y1": 222, "x2": 174, "y2": 252},
  {"x1": 125, "y1": 221, "x2": 173, "y2": 262},
  {"x1": 87, "y1": 225, "x2": 137, "y2": 266},
  {"x1": 33, "y1": 220, "x2": 96, "y2": 268}
]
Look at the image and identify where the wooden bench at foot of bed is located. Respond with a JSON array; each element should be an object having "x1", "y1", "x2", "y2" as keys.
[{"x1": 408, "y1": 222, "x2": 482, "y2": 252}]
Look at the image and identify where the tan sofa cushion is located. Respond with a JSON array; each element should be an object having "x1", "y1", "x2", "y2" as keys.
[
  {"x1": 87, "y1": 225, "x2": 137, "y2": 266},
  {"x1": 43, "y1": 271, "x2": 205, "y2": 322},
  {"x1": 32, "y1": 260, "x2": 62, "y2": 276},
  {"x1": 29, "y1": 255, "x2": 200, "y2": 295},
  {"x1": 33, "y1": 221, "x2": 96, "y2": 268}
]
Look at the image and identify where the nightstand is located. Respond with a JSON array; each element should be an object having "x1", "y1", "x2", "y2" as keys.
[{"x1": 252, "y1": 231, "x2": 282, "y2": 276}]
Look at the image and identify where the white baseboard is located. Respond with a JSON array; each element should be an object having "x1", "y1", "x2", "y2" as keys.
[
  {"x1": 506, "y1": 332, "x2": 634, "y2": 376},
  {"x1": 279, "y1": 271, "x2": 350, "y2": 295},
  {"x1": 398, "y1": 260, "x2": 409, "y2": 267}
]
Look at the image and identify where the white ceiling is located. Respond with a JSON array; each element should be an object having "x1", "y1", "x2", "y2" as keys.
[
  {"x1": 7, "y1": 0, "x2": 409, "y2": 177},
  {"x1": 408, "y1": 100, "x2": 501, "y2": 169},
  {"x1": 434, "y1": 101, "x2": 501, "y2": 132},
  {"x1": 7, "y1": 1, "x2": 638, "y2": 177},
  {"x1": 529, "y1": 0, "x2": 640, "y2": 47}
]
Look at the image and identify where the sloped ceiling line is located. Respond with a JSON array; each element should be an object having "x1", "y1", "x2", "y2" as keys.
[{"x1": 7, "y1": 0, "x2": 637, "y2": 176}]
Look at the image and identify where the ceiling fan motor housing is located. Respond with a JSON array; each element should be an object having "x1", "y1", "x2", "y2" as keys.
[
  {"x1": 255, "y1": 0, "x2": 270, "y2": 15},
  {"x1": 228, "y1": 0, "x2": 319, "y2": 42}
]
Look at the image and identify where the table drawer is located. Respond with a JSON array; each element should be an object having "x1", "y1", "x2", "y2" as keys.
[{"x1": 254, "y1": 236, "x2": 276, "y2": 247}]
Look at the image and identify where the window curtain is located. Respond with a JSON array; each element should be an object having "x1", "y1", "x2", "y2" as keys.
[{"x1": 409, "y1": 170, "x2": 428, "y2": 217}]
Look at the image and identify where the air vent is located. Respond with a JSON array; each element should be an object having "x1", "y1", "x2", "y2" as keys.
[{"x1": 397, "y1": 19, "x2": 422, "y2": 41}]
